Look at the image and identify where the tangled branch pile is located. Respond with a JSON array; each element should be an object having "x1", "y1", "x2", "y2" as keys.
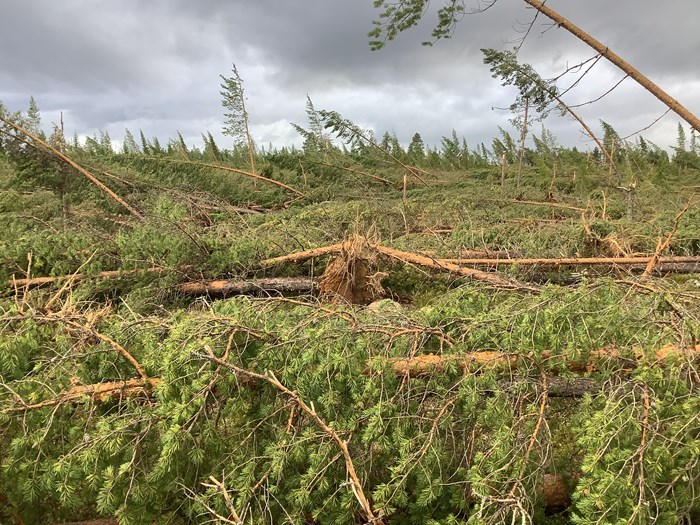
[{"x1": 2, "y1": 281, "x2": 699, "y2": 524}]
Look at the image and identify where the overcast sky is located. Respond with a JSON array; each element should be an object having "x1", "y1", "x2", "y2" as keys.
[{"x1": 1, "y1": 0, "x2": 699, "y2": 153}]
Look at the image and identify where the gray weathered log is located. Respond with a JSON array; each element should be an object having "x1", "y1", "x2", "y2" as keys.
[{"x1": 178, "y1": 277, "x2": 318, "y2": 297}]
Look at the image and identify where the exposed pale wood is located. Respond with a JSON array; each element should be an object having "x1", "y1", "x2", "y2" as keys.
[
  {"x1": 260, "y1": 243, "x2": 345, "y2": 267},
  {"x1": 385, "y1": 344, "x2": 700, "y2": 377},
  {"x1": 260, "y1": 239, "x2": 538, "y2": 291},
  {"x1": 7, "y1": 267, "x2": 172, "y2": 288},
  {"x1": 438, "y1": 255, "x2": 700, "y2": 267},
  {"x1": 369, "y1": 243, "x2": 540, "y2": 292},
  {"x1": 642, "y1": 196, "x2": 695, "y2": 278},
  {"x1": 4, "y1": 378, "x2": 160, "y2": 413},
  {"x1": 203, "y1": 348, "x2": 384, "y2": 524}
]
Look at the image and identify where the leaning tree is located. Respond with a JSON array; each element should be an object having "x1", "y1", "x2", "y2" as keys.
[{"x1": 369, "y1": 0, "x2": 700, "y2": 133}]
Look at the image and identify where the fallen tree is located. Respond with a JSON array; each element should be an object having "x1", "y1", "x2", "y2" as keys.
[
  {"x1": 385, "y1": 344, "x2": 700, "y2": 377},
  {"x1": 8, "y1": 343, "x2": 696, "y2": 414},
  {"x1": 2, "y1": 282, "x2": 697, "y2": 523},
  {"x1": 438, "y1": 254, "x2": 700, "y2": 270},
  {"x1": 261, "y1": 236, "x2": 540, "y2": 294}
]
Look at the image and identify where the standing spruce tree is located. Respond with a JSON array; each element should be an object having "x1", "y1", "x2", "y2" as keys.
[
  {"x1": 220, "y1": 63, "x2": 256, "y2": 173},
  {"x1": 407, "y1": 132, "x2": 425, "y2": 164}
]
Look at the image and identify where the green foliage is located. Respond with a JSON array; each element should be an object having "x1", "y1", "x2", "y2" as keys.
[
  {"x1": 482, "y1": 48, "x2": 558, "y2": 117},
  {"x1": 1, "y1": 95, "x2": 699, "y2": 524},
  {"x1": 1, "y1": 281, "x2": 698, "y2": 524},
  {"x1": 369, "y1": 0, "x2": 468, "y2": 50}
]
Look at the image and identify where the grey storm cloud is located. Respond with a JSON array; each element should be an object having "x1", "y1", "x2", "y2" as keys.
[{"x1": 1, "y1": 0, "x2": 698, "y2": 151}]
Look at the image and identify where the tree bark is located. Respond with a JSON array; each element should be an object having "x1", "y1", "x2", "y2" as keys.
[
  {"x1": 385, "y1": 344, "x2": 700, "y2": 377},
  {"x1": 523, "y1": 0, "x2": 700, "y2": 133},
  {"x1": 437, "y1": 255, "x2": 700, "y2": 268}
]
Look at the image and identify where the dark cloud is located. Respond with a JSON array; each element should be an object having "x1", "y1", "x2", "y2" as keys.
[{"x1": 1, "y1": 0, "x2": 697, "y2": 152}]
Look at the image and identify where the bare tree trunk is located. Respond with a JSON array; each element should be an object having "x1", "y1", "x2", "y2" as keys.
[
  {"x1": 523, "y1": 0, "x2": 700, "y2": 133},
  {"x1": 517, "y1": 96, "x2": 529, "y2": 187},
  {"x1": 626, "y1": 182, "x2": 636, "y2": 220},
  {"x1": 499, "y1": 153, "x2": 506, "y2": 186},
  {"x1": 240, "y1": 90, "x2": 256, "y2": 175}
]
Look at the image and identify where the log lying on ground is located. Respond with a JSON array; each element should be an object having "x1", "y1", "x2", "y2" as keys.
[
  {"x1": 11, "y1": 344, "x2": 695, "y2": 413},
  {"x1": 7, "y1": 267, "x2": 173, "y2": 288},
  {"x1": 438, "y1": 255, "x2": 700, "y2": 270},
  {"x1": 368, "y1": 243, "x2": 540, "y2": 293},
  {"x1": 386, "y1": 344, "x2": 700, "y2": 377},
  {"x1": 178, "y1": 277, "x2": 318, "y2": 297}
]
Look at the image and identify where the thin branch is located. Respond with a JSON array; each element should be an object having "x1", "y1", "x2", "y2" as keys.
[
  {"x1": 621, "y1": 109, "x2": 672, "y2": 141},
  {"x1": 568, "y1": 75, "x2": 629, "y2": 109},
  {"x1": 55, "y1": 318, "x2": 150, "y2": 380},
  {"x1": 202, "y1": 346, "x2": 384, "y2": 524}
]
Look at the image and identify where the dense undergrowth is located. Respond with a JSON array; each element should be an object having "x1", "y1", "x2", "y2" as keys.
[{"x1": 1, "y1": 103, "x2": 699, "y2": 524}]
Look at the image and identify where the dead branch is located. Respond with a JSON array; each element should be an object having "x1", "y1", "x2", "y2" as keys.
[
  {"x1": 179, "y1": 277, "x2": 317, "y2": 297},
  {"x1": 201, "y1": 476, "x2": 244, "y2": 524},
  {"x1": 0, "y1": 115, "x2": 143, "y2": 219},
  {"x1": 437, "y1": 255, "x2": 700, "y2": 268},
  {"x1": 260, "y1": 243, "x2": 345, "y2": 267},
  {"x1": 7, "y1": 266, "x2": 183, "y2": 288},
  {"x1": 202, "y1": 346, "x2": 384, "y2": 524},
  {"x1": 62, "y1": 319, "x2": 149, "y2": 379},
  {"x1": 641, "y1": 196, "x2": 696, "y2": 278},
  {"x1": 548, "y1": 85, "x2": 616, "y2": 168}
]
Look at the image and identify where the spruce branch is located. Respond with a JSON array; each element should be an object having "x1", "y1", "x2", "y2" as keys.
[{"x1": 201, "y1": 345, "x2": 385, "y2": 524}]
